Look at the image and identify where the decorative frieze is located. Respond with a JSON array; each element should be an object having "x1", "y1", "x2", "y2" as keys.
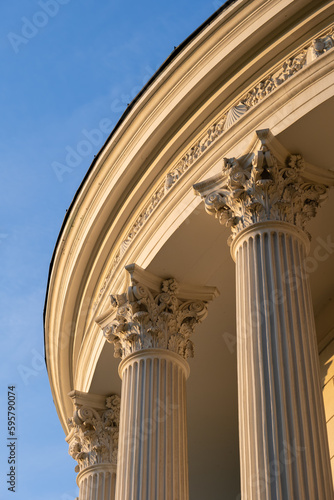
[
  {"x1": 94, "y1": 27, "x2": 334, "y2": 309},
  {"x1": 103, "y1": 276, "x2": 208, "y2": 360},
  {"x1": 165, "y1": 27, "x2": 334, "y2": 193},
  {"x1": 67, "y1": 395, "x2": 120, "y2": 473},
  {"x1": 164, "y1": 114, "x2": 227, "y2": 191}
]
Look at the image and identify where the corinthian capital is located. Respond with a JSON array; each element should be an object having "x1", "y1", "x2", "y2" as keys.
[
  {"x1": 194, "y1": 129, "x2": 332, "y2": 243},
  {"x1": 66, "y1": 392, "x2": 120, "y2": 473},
  {"x1": 98, "y1": 264, "x2": 219, "y2": 360}
]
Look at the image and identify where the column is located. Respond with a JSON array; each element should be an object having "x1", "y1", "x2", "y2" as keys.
[
  {"x1": 100, "y1": 264, "x2": 218, "y2": 500},
  {"x1": 66, "y1": 391, "x2": 121, "y2": 500},
  {"x1": 194, "y1": 129, "x2": 334, "y2": 499}
]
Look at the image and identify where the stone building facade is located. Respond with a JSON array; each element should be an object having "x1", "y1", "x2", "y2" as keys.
[{"x1": 44, "y1": 1, "x2": 334, "y2": 498}]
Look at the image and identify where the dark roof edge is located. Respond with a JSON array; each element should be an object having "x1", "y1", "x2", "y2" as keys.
[{"x1": 43, "y1": 0, "x2": 238, "y2": 361}]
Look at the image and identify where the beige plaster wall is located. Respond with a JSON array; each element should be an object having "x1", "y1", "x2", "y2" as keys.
[{"x1": 320, "y1": 335, "x2": 334, "y2": 485}]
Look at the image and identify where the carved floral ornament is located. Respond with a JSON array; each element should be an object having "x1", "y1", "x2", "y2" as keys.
[
  {"x1": 93, "y1": 27, "x2": 334, "y2": 308},
  {"x1": 67, "y1": 394, "x2": 120, "y2": 473},
  {"x1": 194, "y1": 130, "x2": 329, "y2": 244},
  {"x1": 102, "y1": 277, "x2": 208, "y2": 360}
]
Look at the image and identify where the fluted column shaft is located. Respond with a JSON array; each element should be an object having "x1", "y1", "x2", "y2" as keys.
[
  {"x1": 66, "y1": 394, "x2": 120, "y2": 500},
  {"x1": 77, "y1": 465, "x2": 116, "y2": 500},
  {"x1": 116, "y1": 349, "x2": 189, "y2": 500},
  {"x1": 194, "y1": 130, "x2": 334, "y2": 498},
  {"x1": 101, "y1": 267, "x2": 217, "y2": 500},
  {"x1": 232, "y1": 221, "x2": 333, "y2": 499}
]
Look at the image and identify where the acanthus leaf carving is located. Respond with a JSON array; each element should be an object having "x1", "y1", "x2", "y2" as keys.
[
  {"x1": 202, "y1": 144, "x2": 328, "y2": 243},
  {"x1": 103, "y1": 277, "x2": 208, "y2": 360},
  {"x1": 67, "y1": 394, "x2": 121, "y2": 473},
  {"x1": 94, "y1": 27, "x2": 334, "y2": 309}
]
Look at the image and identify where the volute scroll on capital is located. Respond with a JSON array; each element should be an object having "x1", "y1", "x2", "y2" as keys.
[
  {"x1": 99, "y1": 264, "x2": 219, "y2": 361},
  {"x1": 193, "y1": 129, "x2": 332, "y2": 245}
]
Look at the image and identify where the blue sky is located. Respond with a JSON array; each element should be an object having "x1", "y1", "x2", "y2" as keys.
[{"x1": 0, "y1": 1, "x2": 224, "y2": 498}]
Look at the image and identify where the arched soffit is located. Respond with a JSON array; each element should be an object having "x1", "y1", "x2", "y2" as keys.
[{"x1": 45, "y1": 0, "x2": 334, "y2": 432}]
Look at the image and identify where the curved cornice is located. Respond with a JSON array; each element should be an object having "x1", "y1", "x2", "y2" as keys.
[
  {"x1": 94, "y1": 30, "x2": 334, "y2": 309},
  {"x1": 44, "y1": 0, "x2": 334, "y2": 432}
]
